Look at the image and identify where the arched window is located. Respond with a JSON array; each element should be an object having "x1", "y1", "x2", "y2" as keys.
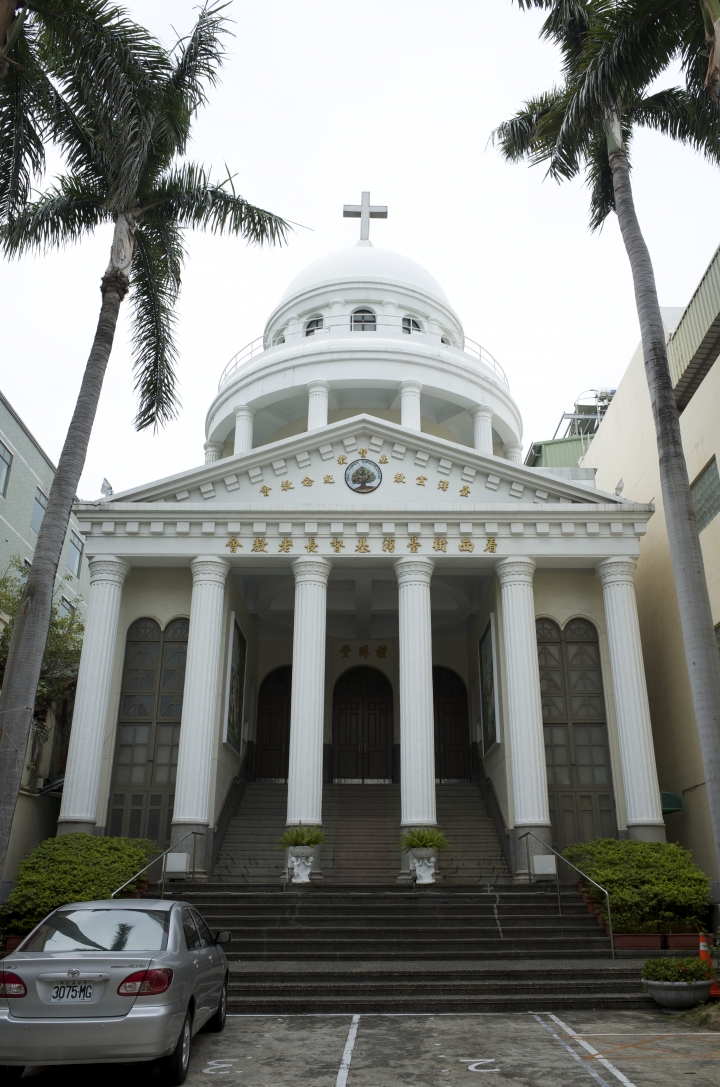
[
  {"x1": 351, "y1": 308, "x2": 376, "y2": 332},
  {"x1": 273, "y1": 331, "x2": 286, "y2": 346},
  {"x1": 402, "y1": 316, "x2": 421, "y2": 335},
  {"x1": 108, "y1": 617, "x2": 189, "y2": 842},
  {"x1": 441, "y1": 336, "x2": 451, "y2": 345},
  {"x1": 305, "y1": 316, "x2": 323, "y2": 337}
]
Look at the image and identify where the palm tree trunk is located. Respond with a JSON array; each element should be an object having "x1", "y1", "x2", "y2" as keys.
[
  {"x1": 0, "y1": 222, "x2": 132, "y2": 876},
  {"x1": 609, "y1": 144, "x2": 720, "y2": 874}
]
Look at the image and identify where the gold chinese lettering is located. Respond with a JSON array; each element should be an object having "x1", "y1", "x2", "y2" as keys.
[
  {"x1": 459, "y1": 485, "x2": 471, "y2": 497},
  {"x1": 376, "y1": 645, "x2": 387, "y2": 659},
  {"x1": 484, "y1": 537, "x2": 497, "y2": 553},
  {"x1": 281, "y1": 479, "x2": 294, "y2": 491},
  {"x1": 359, "y1": 645, "x2": 369, "y2": 658},
  {"x1": 407, "y1": 536, "x2": 421, "y2": 553},
  {"x1": 358, "y1": 447, "x2": 368, "y2": 457},
  {"x1": 278, "y1": 537, "x2": 293, "y2": 553},
  {"x1": 379, "y1": 454, "x2": 388, "y2": 464},
  {"x1": 330, "y1": 537, "x2": 345, "y2": 553},
  {"x1": 301, "y1": 476, "x2": 314, "y2": 487},
  {"x1": 324, "y1": 474, "x2": 334, "y2": 484},
  {"x1": 394, "y1": 473, "x2": 406, "y2": 483},
  {"x1": 416, "y1": 475, "x2": 427, "y2": 487},
  {"x1": 260, "y1": 485, "x2": 271, "y2": 496},
  {"x1": 433, "y1": 537, "x2": 447, "y2": 553},
  {"x1": 459, "y1": 539, "x2": 475, "y2": 553},
  {"x1": 437, "y1": 480, "x2": 449, "y2": 492},
  {"x1": 382, "y1": 537, "x2": 395, "y2": 553},
  {"x1": 252, "y1": 537, "x2": 268, "y2": 553},
  {"x1": 340, "y1": 644, "x2": 351, "y2": 658},
  {"x1": 337, "y1": 454, "x2": 347, "y2": 465},
  {"x1": 225, "y1": 536, "x2": 242, "y2": 553},
  {"x1": 305, "y1": 537, "x2": 319, "y2": 553},
  {"x1": 355, "y1": 537, "x2": 371, "y2": 553}
]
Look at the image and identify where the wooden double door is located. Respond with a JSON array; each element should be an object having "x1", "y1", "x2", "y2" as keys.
[
  {"x1": 433, "y1": 667, "x2": 471, "y2": 781},
  {"x1": 254, "y1": 667, "x2": 292, "y2": 781},
  {"x1": 332, "y1": 667, "x2": 394, "y2": 782}
]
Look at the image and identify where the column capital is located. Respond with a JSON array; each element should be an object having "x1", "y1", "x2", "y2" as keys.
[
  {"x1": 394, "y1": 555, "x2": 435, "y2": 586},
  {"x1": 503, "y1": 441, "x2": 524, "y2": 463},
  {"x1": 399, "y1": 379, "x2": 423, "y2": 394},
  {"x1": 190, "y1": 556, "x2": 230, "y2": 586},
  {"x1": 307, "y1": 378, "x2": 330, "y2": 393},
  {"x1": 88, "y1": 556, "x2": 129, "y2": 586},
  {"x1": 234, "y1": 403, "x2": 255, "y2": 420},
  {"x1": 471, "y1": 404, "x2": 493, "y2": 421},
  {"x1": 495, "y1": 556, "x2": 536, "y2": 586},
  {"x1": 291, "y1": 555, "x2": 332, "y2": 584},
  {"x1": 596, "y1": 557, "x2": 638, "y2": 586},
  {"x1": 203, "y1": 440, "x2": 223, "y2": 463}
]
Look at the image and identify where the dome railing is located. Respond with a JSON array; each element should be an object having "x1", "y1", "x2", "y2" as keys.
[{"x1": 218, "y1": 316, "x2": 509, "y2": 390}]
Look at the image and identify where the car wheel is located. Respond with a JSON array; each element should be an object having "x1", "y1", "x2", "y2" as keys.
[
  {"x1": 0, "y1": 1068, "x2": 24, "y2": 1083},
  {"x1": 158, "y1": 1009, "x2": 192, "y2": 1085},
  {"x1": 203, "y1": 976, "x2": 228, "y2": 1033}
]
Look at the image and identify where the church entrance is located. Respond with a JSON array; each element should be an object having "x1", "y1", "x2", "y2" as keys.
[
  {"x1": 433, "y1": 667, "x2": 471, "y2": 782},
  {"x1": 254, "y1": 667, "x2": 292, "y2": 782},
  {"x1": 537, "y1": 618, "x2": 618, "y2": 867},
  {"x1": 332, "y1": 667, "x2": 393, "y2": 783}
]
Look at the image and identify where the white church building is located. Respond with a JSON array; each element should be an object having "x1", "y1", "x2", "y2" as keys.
[{"x1": 57, "y1": 196, "x2": 666, "y2": 878}]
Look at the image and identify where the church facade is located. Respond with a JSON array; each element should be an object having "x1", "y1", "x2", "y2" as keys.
[{"x1": 57, "y1": 202, "x2": 666, "y2": 877}]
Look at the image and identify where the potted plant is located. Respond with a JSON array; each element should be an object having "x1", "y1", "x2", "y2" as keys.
[
  {"x1": 277, "y1": 824, "x2": 325, "y2": 884},
  {"x1": 642, "y1": 957, "x2": 716, "y2": 1009},
  {"x1": 565, "y1": 839, "x2": 711, "y2": 950},
  {"x1": 401, "y1": 828, "x2": 449, "y2": 885}
]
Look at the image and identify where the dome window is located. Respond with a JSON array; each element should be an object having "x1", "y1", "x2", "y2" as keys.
[
  {"x1": 402, "y1": 316, "x2": 421, "y2": 335},
  {"x1": 441, "y1": 336, "x2": 450, "y2": 345},
  {"x1": 351, "y1": 308, "x2": 376, "y2": 333},
  {"x1": 305, "y1": 316, "x2": 324, "y2": 337},
  {"x1": 273, "y1": 331, "x2": 286, "y2": 346}
]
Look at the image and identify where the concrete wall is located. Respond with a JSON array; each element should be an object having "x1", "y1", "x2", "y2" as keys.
[{"x1": 583, "y1": 346, "x2": 720, "y2": 879}]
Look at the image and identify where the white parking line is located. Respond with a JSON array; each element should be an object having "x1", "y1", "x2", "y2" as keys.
[
  {"x1": 336, "y1": 1014, "x2": 361, "y2": 1087},
  {"x1": 548, "y1": 1014, "x2": 639, "y2": 1087},
  {"x1": 531, "y1": 1014, "x2": 613, "y2": 1087}
]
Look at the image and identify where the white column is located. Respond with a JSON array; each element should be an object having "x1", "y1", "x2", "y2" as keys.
[
  {"x1": 307, "y1": 379, "x2": 330, "y2": 430},
  {"x1": 286, "y1": 556, "x2": 332, "y2": 825},
  {"x1": 471, "y1": 405, "x2": 494, "y2": 455},
  {"x1": 172, "y1": 557, "x2": 229, "y2": 849},
  {"x1": 233, "y1": 405, "x2": 254, "y2": 454},
  {"x1": 496, "y1": 557, "x2": 551, "y2": 859},
  {"x1": 503, "y1": 441, "x2": 523, "y2": 464},
  {"x1": 204, "y1": 441, "x2": 223, "y2": 464},
  {"x1": 597, "y1": 559, "x2": 665, "y2": 840},
  {"x1": 58, "y1": 557, "x2": 129, "y2": 833},
  {"x1": 395, "y1": 556, "x2": 436, "y2": 827},
  {"x1": 329, "y1": 298, "x2": 346, "y2": 335},
  {"x1": 400, "y1": 380, "x2": 422, "y2": 431}
]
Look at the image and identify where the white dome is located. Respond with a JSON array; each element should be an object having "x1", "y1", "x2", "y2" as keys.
[{"x1": 279, "y1": 245, "x2": 451, "y2": 307}]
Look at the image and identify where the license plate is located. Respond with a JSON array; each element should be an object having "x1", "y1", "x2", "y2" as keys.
[{"x1": 51, "y1": 983, "x2": 93, "y2": 1002}]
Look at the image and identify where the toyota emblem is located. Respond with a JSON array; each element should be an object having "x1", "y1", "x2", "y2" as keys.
[{"x1": 67, "y1": 969, "x2": 80, "y2": 978}]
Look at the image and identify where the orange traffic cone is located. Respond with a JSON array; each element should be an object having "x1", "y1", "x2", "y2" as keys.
[{"x1": 699, "y1": 934, "x2": 720, "y2": 997}]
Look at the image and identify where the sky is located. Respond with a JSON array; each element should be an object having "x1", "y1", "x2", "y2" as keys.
[{"x1": 3, "y1": 0, "x2": 720, "y2": 500}]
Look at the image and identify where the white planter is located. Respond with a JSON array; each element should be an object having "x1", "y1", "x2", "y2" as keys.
[
  {"x1": 646, "y1": 980, "x2": 714, "y2": 1010},
  {"x1": 287, "y1": 845, "x2": 314, "y2": 884},
  {"x1": 409, "y1": 847, "x2": 436, "y2": 885}
]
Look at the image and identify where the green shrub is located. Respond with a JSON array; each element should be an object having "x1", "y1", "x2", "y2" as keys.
[
  {"x1": 564, "y1": 838, "x2": 711, "y2": 934},
  {"x1": 2, "y1": 834, "x2": 154, "y2": 935},
  {"x1": 276, "y1": 823, "x2": 325, "y2": 848},
  {"x1": 401, "y1": 827, "x2": 449, "y2": 851},
  {"x1": 642, "y1": 957, "x2": 715, "y2": 983}
]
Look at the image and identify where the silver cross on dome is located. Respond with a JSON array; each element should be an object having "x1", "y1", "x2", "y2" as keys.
[{"x1": 343, "y1": 191, "x2": 387, "y2": 244}]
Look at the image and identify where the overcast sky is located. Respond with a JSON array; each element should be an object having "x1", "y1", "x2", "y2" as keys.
[{"x1": 3, "y1": 1, "x2": 719, "y2": 499}]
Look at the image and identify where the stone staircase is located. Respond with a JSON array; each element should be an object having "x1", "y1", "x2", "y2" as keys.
[{"x1": 212, "y1": 782, "x2": 510, "y2": 883}]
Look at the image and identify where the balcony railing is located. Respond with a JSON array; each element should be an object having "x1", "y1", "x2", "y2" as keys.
[{"x1": 218, "y1": 315, "x2": 509, "y2": 390}]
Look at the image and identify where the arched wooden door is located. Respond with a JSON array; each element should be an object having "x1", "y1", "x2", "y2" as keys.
[
  {"x1": 433, "y1": 667, "x2": 471, "y2": 781},
  {"x1": 255, "y1": 667, "x2": 292, "y2": 781},
  {"x1": 332, "y1": 667, "x2": 393, "y2": 783}
]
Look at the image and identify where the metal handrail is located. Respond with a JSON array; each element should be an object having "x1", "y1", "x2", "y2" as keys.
[
  {"x1": 217, "y1": 319, "x2": 510, "y2": 390},
  {"x1": 110, "y1": 831, "x2": 201, "y2": 899},
  {"x1": 518, "y1": 831, "x2": 615, "y2": 959}
]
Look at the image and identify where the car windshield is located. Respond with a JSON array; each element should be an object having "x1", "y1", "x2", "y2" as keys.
[{"x1": 22, "y1": 909, "x2": 170, "y2": 953}]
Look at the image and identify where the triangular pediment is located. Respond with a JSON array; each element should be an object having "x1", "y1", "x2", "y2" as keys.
[{"x1": 96, "y1": 415, "x2": 627, "y2": 509}]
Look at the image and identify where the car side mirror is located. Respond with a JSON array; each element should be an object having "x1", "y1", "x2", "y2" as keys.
[{"x1": 215, "y1": 930, "x2": 232, "y2": 945}]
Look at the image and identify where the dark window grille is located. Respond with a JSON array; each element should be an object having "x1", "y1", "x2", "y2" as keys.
[
  {"x1": 691, "y1": 457, "x2": 720, "y2": 533},
  {"x1": 0, "y1": 439, "x2": 12, "y2": 497},
  {"x1": 305, "y1": 316, "x2": 323, "y2": 336},
  {"x1": 351, "y1": 309, "x2": 376, "y2": 332},
  {"x1": 402, "y1": 316, "x2": 421, "y2": 334},
  {"x1": 67, "y1": 529, "x2": 84, "y2": 577},
  {"x1": 30, "y1": 487, "x2": 48, "y2": 534}
]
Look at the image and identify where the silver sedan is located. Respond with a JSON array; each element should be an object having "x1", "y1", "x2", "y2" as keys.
[{"x1": 0, "y1": 898, "x2": 231, "y2": 1085}]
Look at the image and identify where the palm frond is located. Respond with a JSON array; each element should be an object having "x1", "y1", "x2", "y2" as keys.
[
  {"x1": 129, "y1": 221, "x2": 183, "y2": 431},
  {"x1": 142, "y1": 163, "x2": 291, "y2": 246},
  {"x1": 584, "y1": 132, "x2": 617, "y2": 230},
  {"x1": 0, "y1": 176, "x2": 106, "y2": 256},
  {"x1": 630, "y1": 86, "x2": 720, "y2": 165}
]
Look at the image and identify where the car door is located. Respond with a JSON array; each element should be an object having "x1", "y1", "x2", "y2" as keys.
[
  {"x1": 181, "y1": 907, "x2": 210, "y2": 1026},
  {"x1": 191, "y1": 908, "x2": 225, "y2": 1013}
]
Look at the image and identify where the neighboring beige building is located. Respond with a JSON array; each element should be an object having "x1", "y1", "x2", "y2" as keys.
[{"x1": 584, "y1": 261, "x2": 720, "y2": 881}]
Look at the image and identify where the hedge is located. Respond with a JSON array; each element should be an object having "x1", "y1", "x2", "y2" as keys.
[
  {"x1": 3, "y1": 834, "x2": 154, "y2": 934},
  {"x1": 563, "y1": 838, "x2": 711, "y2": 934},
  {"x1": 642, "y1": 957, "x2": 715, "y2": 983}
]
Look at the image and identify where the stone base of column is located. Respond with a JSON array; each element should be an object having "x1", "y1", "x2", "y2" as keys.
[
  {"x1": 56, "y1": 819, "x2": 95, "y2": 836},
  {"x1": 170, "y1": 822, "x2": 210, "y2": 881},
  {"x1": 628, "y1": 823, "x2": 666, "y2": 843},
  {"x1": 510, "y1": 825, "x2": 553, "y2": 880}
]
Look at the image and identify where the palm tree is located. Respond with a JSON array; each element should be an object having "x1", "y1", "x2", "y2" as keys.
[
  {"x1": 497, "y1": 0, "x2": 720, "y2": 873},
  {"x1": 0, "y1": 2, "x2": 289, "y2": 874}
]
